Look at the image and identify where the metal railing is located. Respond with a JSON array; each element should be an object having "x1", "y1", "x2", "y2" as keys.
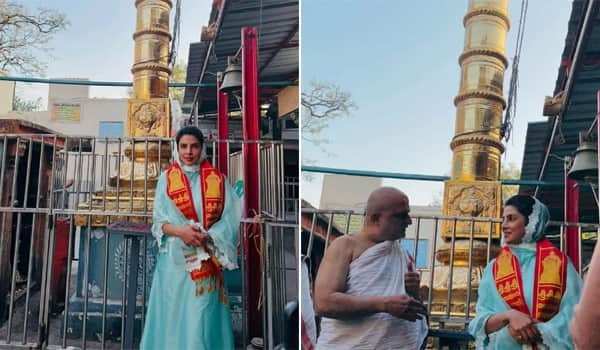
[
  {"x1": 0, "y1": 134, "x2": 298, "y2": 349},
  {"x1": 229, "y1": 142, "x2": 298, "y2": 222},
  {"x1": 301, "y1": 207, "x2": 598, "y2": 338},
  {"x1": 262, "y1": 221, "x2": 298, "y2": 349}
]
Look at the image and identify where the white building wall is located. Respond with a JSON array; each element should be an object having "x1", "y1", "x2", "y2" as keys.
[
  {"x1": 48, "y1": 81, "x2": 89, "y2": 103},
  {"x1": 0, "y1": 71, "x2": 15, "y2": 115},
  {"x1": 319, "y1": 174, "x2": 382, "y2": 210},
  {"x1": 13, "y1": 98, "x2": 128, "y2": 136}
]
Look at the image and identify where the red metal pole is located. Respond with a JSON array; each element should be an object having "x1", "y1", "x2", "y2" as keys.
[
  {"x1": 565, "y1": 165, "x2": 580, "y2": 272},
  {"x1": 217, "y1": 73, "x2": 229, "y2": 176},
  {"x1": 242, "y1": 27, "x2": 262, "y2": 340}
]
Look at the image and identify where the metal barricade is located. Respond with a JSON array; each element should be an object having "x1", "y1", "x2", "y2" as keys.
[
  {"x1": 301, "y1": 206, "x2": 599, "y2": 347},
  {"x1": 0, "y1": 134, "x2": 298, "y2": 350},
  {"x1": 230, "y1": 141, "x2": 298, "y2": 222},
  {"x1": 0, "y1": 135, "x2": 56, "y2": 349},
  {"x1": 262, "y1": 221, "x2": 298, "y2": 349}
]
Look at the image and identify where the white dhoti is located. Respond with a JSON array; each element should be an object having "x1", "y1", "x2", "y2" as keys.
[
  {"x1": 301, "y1": 260, "x2": 317, "y2": 349},
  {"x1": 316, "y1": 240, "x2": 428, "y2": 349}
]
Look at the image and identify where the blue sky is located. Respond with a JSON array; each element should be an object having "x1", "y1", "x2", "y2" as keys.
[
  {"x1": 301, "y1": 0, "x2": 572, "y2": 207},
  {"x1": 17, "y1": 0, "x2": 211, "y2": 103}
]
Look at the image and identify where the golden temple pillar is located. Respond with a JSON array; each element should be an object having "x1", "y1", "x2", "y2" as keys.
[
  {"x1": 119, "y1": 0, "x2": 172, "y2": 185},
  {"x1": 425, "y1": 0, "x2": 509, "y2": 317},
  {"x1": 75, "y1": 0, "x2": 172, "y2": 226}
]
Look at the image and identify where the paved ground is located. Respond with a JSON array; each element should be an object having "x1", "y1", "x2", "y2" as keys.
[
  {"x1": 1, "y1": 277, "x2": 123, "y2": 350},
  {"x1": 1, "y1": 276, "x2": 249, "y2": 350}
]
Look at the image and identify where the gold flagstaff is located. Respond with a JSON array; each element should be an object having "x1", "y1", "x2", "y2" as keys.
[
  {"x1": 424, "y1": 0, "x2": 510, "y2": 316},
  {"x1": 75, "y1": 0, "x2": 172, "y2": 226}
]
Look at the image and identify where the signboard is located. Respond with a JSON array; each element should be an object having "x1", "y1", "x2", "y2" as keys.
[{"x1": 52, "y1": 103, "x2": 81, "y2": 122}]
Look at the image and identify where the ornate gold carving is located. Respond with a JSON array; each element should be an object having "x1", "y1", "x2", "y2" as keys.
[
  {"x1": 135, "y1": 0, "x2": 172, "y2": 7},
  {"x1": 458, "y1": 49, "x2": 509, "y2": 68},
  {"x1": 131, "y1": 64, "x2": 171, "y2": 75},
  {"x1": 442, "y1": 180, "x2": 502, "y2": 239},
  {"x1": 435, "y1": 239, "x2": 501, "y2": 267},
  {"x1": 450, "y1": 136, "x2": 505, "y2": 152},
  {"x1": 454, "y1": 91, "x2": 506, "y2": 108},
  {"x1": 463, "y1": 8, "x2": 511, "y2": 29},
  {"x1": 127, "y1": 99, "x2": 170, "y2": 138},
  {"x1": 132, "y1": 28, "x2": 172, "y2": 40},
  {"x1": 137, "y1": 105, "x2": 160, "y2": 132}
]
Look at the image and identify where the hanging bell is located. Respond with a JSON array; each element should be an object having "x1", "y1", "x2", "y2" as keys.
[
  {"x1": 220, "y1": 56, "x2": 242, "y2": 94},
  {"x1": 568, "y1": 141, "x2": 599, "y2": 181}
]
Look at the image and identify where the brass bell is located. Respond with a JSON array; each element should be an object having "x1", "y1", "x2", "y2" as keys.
[
  {"x1": 568, "y1": 141, "x2": 599, "y2": 181},
  {"x1": 220, "y1": 56, "x2": 242, "y2": 94}
]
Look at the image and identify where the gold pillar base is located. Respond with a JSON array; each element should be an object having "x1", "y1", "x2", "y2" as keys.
[
  {"x1": 422, "y1": 239, "x2": 501, "y2": 318},
  {"x1": 435, "y1": 239, "x2": 501, "y2": 267},
  {"x1": 108, "y1": 159, "x2": 162, "y2": 188},
  {"x1": 421, "y1": 264, "x2": 483, "y2": 318},
  {"x1": 74, "y1": 194, "x2": 155, "y2": 227},
  {"x1": 109, "y1": 141, "x2": 172, "y2": 187},
  {"x1": 75, "y1": 139, "x2": 171, "y2": 228}
]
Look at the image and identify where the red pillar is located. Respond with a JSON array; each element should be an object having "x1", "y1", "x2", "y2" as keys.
[
  {"x1": 217, "y1": 73, "x2": 229, "y2": 176},
  {"x1": 565, "y1": 168, "x2": 580, "y2": 272},
  {"x1": 241, "y1": 27, "x2": 262, "y2": 339}
]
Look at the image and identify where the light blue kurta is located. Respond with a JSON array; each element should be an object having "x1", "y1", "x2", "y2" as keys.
[
  {"x1": 140, "y1": 167, "x2": 241, "y2": 350},
  {"x1": 468, "y1": 246, "x2": 582, "y2": 349}
]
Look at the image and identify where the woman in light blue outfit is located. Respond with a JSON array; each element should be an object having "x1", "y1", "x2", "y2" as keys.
[
  {"x1": 468, "y1": 195, "x2": 582, "y2": 349},
  {"x1": 140, "y1": 126, "x2": 241, "y2": 350}
]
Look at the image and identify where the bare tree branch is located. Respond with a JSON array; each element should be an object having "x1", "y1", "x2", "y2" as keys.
[
  {"x1": 301, "y1": 81, "x2": 357, "y2": 150},
  {"x1": 0, "y1": 1, "x2": 68, "y2": 74}
]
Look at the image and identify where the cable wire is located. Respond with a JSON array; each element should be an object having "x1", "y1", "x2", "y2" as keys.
[{"x1": 501, "y1": 0, "x2": 529, "y2": 143}]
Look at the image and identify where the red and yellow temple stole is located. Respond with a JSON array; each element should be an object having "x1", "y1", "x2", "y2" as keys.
[
  {"x1": 532, "y1": 239, "x2": 567, "y2": 322},
  {"x1": 493, "y1": 239, "x2": 567, "y2": 322},
  {"x1": 199, "y1": 160, "x2": 225, "y2": 229},
  {"x1": 166, "y1": 160, "x2": 227, "y2": 302},
  {"x1": 493, "y1": 247, "x2": 530, "y2": 315}
]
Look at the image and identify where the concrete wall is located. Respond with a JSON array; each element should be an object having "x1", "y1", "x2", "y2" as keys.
[
  {"x1": 319, "y1": 174, "x2": 382, "y2": 210},
  {"x1": 47, "y1": 81, "x2": 89, "y2": 104},
  {"x1": 0, "y1": 72, "x2": 15, "y2": 115},
  {"x1": 3, "y1": 98, "x2": 127, "y2": 136}
]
